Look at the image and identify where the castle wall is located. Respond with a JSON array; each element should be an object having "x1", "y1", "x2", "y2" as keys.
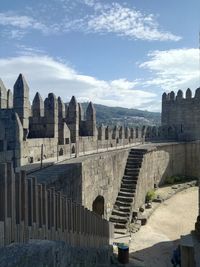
[
  {"x1": 134, "y1": 143, "x2": 186, "y2": 209},
  {"x1": 162, "y1": 89, "x2": 200, "y2": 141}
]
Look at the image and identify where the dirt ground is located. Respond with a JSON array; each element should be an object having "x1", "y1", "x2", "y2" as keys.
[{"x1": 114, "y1": 186, "x2": 198, "y2": 267}]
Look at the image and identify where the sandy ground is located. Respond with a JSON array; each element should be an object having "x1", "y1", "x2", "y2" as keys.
[{"x1": 115, "y1": 186, "x2": 198, "y2": 267}]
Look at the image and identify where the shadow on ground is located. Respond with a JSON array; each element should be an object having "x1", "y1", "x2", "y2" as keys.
[{"x1": 124, "y1": 239, "x2": 180, "y2": 267}]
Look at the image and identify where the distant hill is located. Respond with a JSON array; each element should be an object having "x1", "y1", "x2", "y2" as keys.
[{"x1": 81, "y1": 103, "x2": 161, "y2": 127}]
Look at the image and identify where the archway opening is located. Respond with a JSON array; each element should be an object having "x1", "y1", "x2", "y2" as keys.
[{"x1": 92, "y1": 195, "x2": 104, "y2": 217}]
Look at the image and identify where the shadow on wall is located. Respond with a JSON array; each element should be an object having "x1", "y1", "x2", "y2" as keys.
[
  {"x1": 92, "y1": 195, "x2": 105, "y2": 217},
  {"x1": 129, "y1": 239, "x2": 180, "y2": 267}
]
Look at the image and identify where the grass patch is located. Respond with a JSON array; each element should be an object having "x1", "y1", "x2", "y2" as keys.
[{"x1": 145, "y1": 189, "x2": 156, "y2": 203}]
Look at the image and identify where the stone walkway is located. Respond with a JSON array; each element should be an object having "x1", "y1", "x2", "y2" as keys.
[{"x1": 114, "y1": 186, "x2": 198, "y2": 267}]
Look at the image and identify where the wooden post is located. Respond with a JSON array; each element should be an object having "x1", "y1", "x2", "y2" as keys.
[
  {"x1": 0, "y1": 163, "x2": 7, "y2": 246},
  {"x1": 57, "y1": 142, "x2": 59, "y2": 162},
  {"x1": 40, "y1": 144, "x2": 43, "y2": 169}
]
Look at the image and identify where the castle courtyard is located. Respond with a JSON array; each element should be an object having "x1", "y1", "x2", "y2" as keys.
[{"x1": 123, "y1": 186, "x2": 198, "y2": 266}]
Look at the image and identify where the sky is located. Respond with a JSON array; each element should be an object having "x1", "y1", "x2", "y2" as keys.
[{"x1": 0, "y1": 0, "x2": 199, "y2": 111}]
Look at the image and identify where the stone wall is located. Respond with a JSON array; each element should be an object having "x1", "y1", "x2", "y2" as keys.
[
  {"x1": 134, "y1": 143, "x2": 187, "y2": 209},
  {"x1": 81, "y1": 149, "x2": 129, "y2": 219},
  {"x1": 162, "y1": 88, "x2": 200, "y2": 141},
  {"x1": 0, "y1": 240, "x2": 112, "y2": 267},
  {"x1": 33, "y1": 149, "x2": 130, "y2": 220}
]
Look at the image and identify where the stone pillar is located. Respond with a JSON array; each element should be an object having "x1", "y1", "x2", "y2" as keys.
[
  {"x1": 0, "y1": 79, "x2": 8, "y2": 109},
  {"x1": 98, "y1": 125, "x2": 105, "y2": 140},
  {"x1": 0, "y1": 163, "x2": 7, "y2": 246},
  {"x1": 86, "y1": 101, "x2": 97, "y2": 137},
  {"x1": 195, "y1": 178, "x2": 200, "y2": 236},
  {"x1": 7, "y1": 89, "x2": 13, "y2": 108},
  {"x1": 58, "y1": 97, "x2": 65, "y2": 122},
  {"x1": 66, "y1": 96, "x2": 79, "y2": 143},
  {"x1": 44, "y1": 93, "x2": 58, "y2": 139},
  {"x1": 13, "y1": 74, "x2": 30, "y2": 138},
  {"x1": 32, "y1": 92, "x2": 44, "y2": 117}
]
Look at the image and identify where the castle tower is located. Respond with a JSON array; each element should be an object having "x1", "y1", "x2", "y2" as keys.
[
  {"x1": 86, "y1": 102, "x2": 97, "y2": 137},
  {"x1": 66, "y1": 96, "x2": 79, "y2": 143},
  {"x1": 0, "y1": 79, "x2": 8, "y2": 109},
  {"x1": 32, "y1": 92, "x2": 44, "y2": 117},
  {"x1": 13, "y1": 74, "x2": 31, "y2": 138},
  {"x1": 44, "y1": 93, "x2": 58, "y2": 138}
]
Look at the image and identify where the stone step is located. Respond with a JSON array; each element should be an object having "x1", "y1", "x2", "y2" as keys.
[
  {"x1": 122, "y1": 178, "x2": 138, "y2": 185},
  {"x1": 130, "y1": 149, "x2": 147, "y2": 153},
  {"x1": 118, "y1": 191, "x2": 135, "y2": 198},
  {"x1": 110, "y1": 215, "x2": 128, "y2": 224},
  {"x1": 120, "y1": 186, "x2": 136, "y2": 192},
  {"x1": 122, "y1": 174, "x2": 138, "y2": 181},
  {"x1": 125, "y1": 168, "x2": 140, "y2": 174},
  {"x1": 114, "y1": 229, "x2": 127, "y2": 235},
  {"x1": 126, "y1": 163, "x2": 141, "y2": 168},
  {"x1": 114, "y1": 223, "x2": 127, "y2": 229},
  {"x1": 128, "y1": 155, "x2": 143, "y2": 160},
  {"x1": 112, "y1": 209, "x2": 129, "y2": 218},
  {"x1": 113, "y1": 205, "x2": 131, "y2": 213},
  {"x1": 126, "y1": 167, "x2": 140, "y2": 171},
  {"x1": 115, "y1": 201, "x2": 132, "y2": 207},
  {"x1": 117, "y1": 196, "x2": 133, "y2": 203}
]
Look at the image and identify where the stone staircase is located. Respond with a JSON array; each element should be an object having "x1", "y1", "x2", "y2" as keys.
[{"x1": 109, "y1": 148, "x2": 147, "y2": 234}]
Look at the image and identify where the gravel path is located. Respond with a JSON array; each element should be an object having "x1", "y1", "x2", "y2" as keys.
[{"x1": 129, "y1": 186, "x2": 198, "y2": 267}]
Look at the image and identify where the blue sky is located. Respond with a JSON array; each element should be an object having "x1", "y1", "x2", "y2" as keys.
[{"x1": 0, "y1": 0, "x2": 199, "y2": 111}]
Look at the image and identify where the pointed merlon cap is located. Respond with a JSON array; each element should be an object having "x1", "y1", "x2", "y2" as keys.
[
  {"x1": 33, "y1": 92, "x2": 43, "y2": 105},
  {"x1": 169, "y1": 91, "x2": 175, "y2": 100},
  {"x1": 48, "y1": 92, "x2": 57, "y2": 101},
  {"x1": 86, "y1": 101, "x2": 96, "y2": 120},
  {"x1": 195, "y1": 88, "x2": 200, "y2": 99},
  {"x1": 176, "y1": 90, "x2": 183, "y2": 100},
  {"x1": 186, "y1": 88, "x2": 192, "y2": 99},
  {"x1": 58, "y1": 96, "x2": 64, "y2": 104},
  {"x1": 86, "y1": 101, "x2": 96, "y2": 114},
  {"x1": 69, "y1": 95, "x2": 78, "y2": 105},
  {"x1": 13, "y1": 73, "x2": 29, "y2": 98},
  {"x1": 162, "y1": 92, "x2": 167, "y2": 101},
  {"x1": 32, "y1": 92, "x2": 44, "y2": 116}
]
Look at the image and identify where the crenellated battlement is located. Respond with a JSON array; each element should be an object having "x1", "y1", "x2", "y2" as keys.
[
  {"x1": 162, "y1": 86, "x2": 200, "y2": 141},
  {"x1": 162, "y1": 87, "x2": 200, "y2": 102},
  {"x1": 0, "y1": 74, "x2": 149, "y2": 167}
]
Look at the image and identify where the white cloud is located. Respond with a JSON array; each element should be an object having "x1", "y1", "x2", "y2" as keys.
[
  {"x1": 0, "y1": 12, "x2": 51, "y2": 38},
  {"x1": 0, "y1": 54, "x2": 156, "y2": 110},
  {"x1": 140, "y1": 48, "x2": 199, "y2": 91},
  {"x1": 86, "y1": 3, "x2": 181, "y2": 41},
  {"x1": 0, "y1": 1, "x2": 181, "y2": 42}
]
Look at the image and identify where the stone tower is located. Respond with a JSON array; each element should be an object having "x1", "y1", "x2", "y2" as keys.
[
  {"x1": 86, "y1": 102, "x2": 97, "y2": 137},
  {"x1": 13, "y1": 74, "x2": 30, "y2": 138},
  {"x1": 161, "y1": 88, "x2": 200, "y2": 140},
  {"x1": 66, "y1": 96, "x2": 79, "y2": 143}
]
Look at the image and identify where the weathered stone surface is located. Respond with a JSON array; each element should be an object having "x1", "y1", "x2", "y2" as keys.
[{"x1": 0, "y1": 240, "x2": 111, "y2": 267}]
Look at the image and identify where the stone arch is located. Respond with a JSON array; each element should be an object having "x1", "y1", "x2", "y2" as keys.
[{"x1": 92, "y1": 195, "x2": 104, "y2": 217}]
